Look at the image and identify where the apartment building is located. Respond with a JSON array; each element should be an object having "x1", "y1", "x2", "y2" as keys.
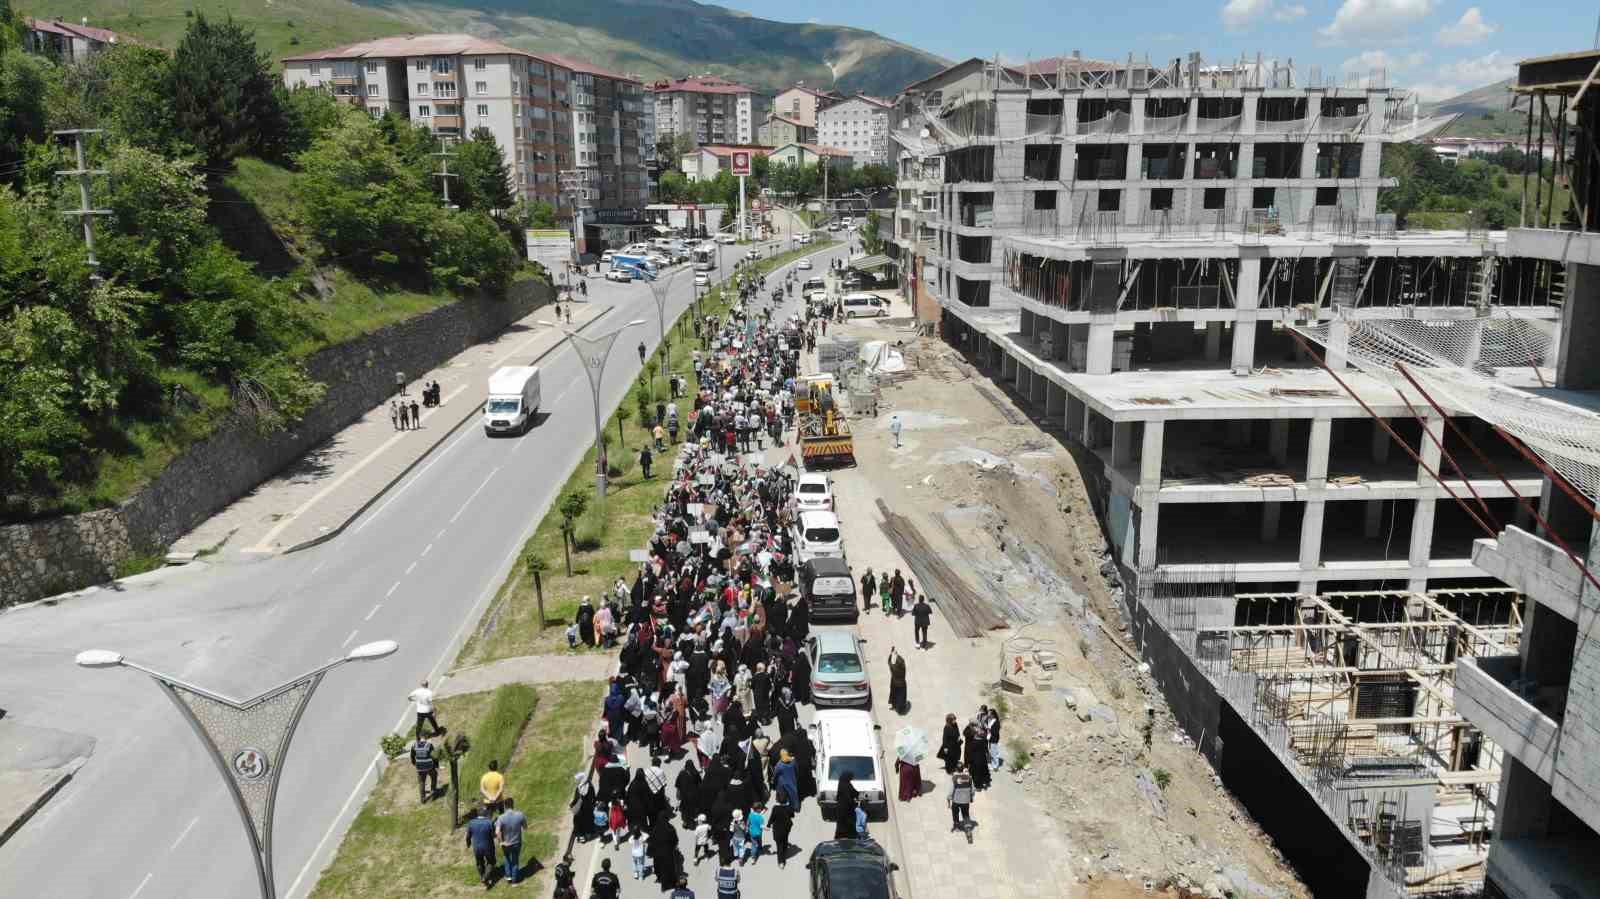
[
  {"x1": 890, "y1": 51, "x2": 1574, "y2": 899},
  {"x1": 283, "y1": 34, "x2": 647, "y2": 216},
  {"x1": 23, "y1": 17, "x2": 140, "y2": 61},
  {"x1": 771, "y1": 82, "x2": 843, "y2": 128},
  {"x1": 817, "y1": 94, "x2": 892, "y2": 166},
  {"x1": 756, "y1": 114, "x2": 815, "y2": 147},
  {"x1": 768, "y1": 143, "x2": 854, "y2": 171},
  {"x1": 650, "y1": 75, "x2": 758, "y2": 145},
  {"x1": 680, "y1": 144, "x2": 774, "y2": 182}
]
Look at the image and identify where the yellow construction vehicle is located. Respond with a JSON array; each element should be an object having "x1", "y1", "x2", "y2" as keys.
[
  {"x1": 794, "y1": 373, "x2": 835, "y2": 415},
  {"x1": 798, "y1": 391, "x2": 854, "y2": 467}
]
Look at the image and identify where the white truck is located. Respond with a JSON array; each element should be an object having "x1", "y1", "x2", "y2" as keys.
[{"x1": 483, "y1": 366, "x2": 541, "y2": 436}]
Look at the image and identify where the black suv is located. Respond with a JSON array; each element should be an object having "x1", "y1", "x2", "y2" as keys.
[{"x1": 807, "y1": 839, "x2": 900, "y2": 899}]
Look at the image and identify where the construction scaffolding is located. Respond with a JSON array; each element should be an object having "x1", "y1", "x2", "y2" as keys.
[{"x1": 1182, "y1": 587, "x2": 1520, "y2": 896}]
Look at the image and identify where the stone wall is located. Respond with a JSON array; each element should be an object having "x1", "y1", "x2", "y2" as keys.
[{"x1": 0, "y1": 279, "x2": 554, "y2": 606}]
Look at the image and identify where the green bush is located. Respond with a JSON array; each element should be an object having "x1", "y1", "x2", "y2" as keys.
[
  {"x1": 379, "y1": 732, "x2": 410, "y2": 759},
  {"x1": 458, "y1": 684, "x2": 538, "y2": 804}
]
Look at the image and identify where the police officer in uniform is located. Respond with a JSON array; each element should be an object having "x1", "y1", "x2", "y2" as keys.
[{"x1": 411, "y1": 736, "x2": 439, "y2": 804}]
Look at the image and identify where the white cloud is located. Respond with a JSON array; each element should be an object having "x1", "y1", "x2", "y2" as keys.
[
  {"x1": 1273, "y1": 3, "x2": 1309, "y2": 21},
  {"x1": 1406, "y1": 50, "x2": 1517, "y2": 101},
  {"x1": 1342, "y1": 49, "x2": 1427, "y2": 72},
  {"x1": 1221, "y1": 0, "x2": 1273, "y2": 29},
  {"x1": 1437, "y1": 7, "x2": 1497, "y2": 46},
  {"x1": 1320, "y1": 0, "x2": 1437, "y2": 42}
]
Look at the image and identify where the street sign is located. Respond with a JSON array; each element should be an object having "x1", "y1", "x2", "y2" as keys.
[{"x1": 731, "y1": 151, "x2": 752, "y2": 177}]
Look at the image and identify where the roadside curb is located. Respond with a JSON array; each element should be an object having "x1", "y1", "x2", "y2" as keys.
[
  {"x1": 281, "y1": 304, "x2": 616, "y2": 555},
  {"x1": 0, "y1": 761, "x2": 82, "y2": 850}
]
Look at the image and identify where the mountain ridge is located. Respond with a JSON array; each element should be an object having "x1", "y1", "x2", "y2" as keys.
[{"x1": 24, "y1": 0, "x2": 950, "y2": 98}]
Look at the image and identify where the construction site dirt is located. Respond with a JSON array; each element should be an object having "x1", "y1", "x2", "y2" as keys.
[{"x1": 821, "y1": 296, "x2": 1310, "y2": 899}]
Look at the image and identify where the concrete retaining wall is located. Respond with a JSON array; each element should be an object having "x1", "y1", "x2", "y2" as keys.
[{"x1": 0, "y1": 279, "x2": 554, "y2": 606}]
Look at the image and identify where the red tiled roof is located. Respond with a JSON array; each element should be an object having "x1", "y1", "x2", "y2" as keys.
[
  {"x1": 538, "y1": 51, "x2": 637, "y2": 83},
  {"x1": 783, "y1": 143, "x2": 853, "y2": 158},
  {"x1": 650, "y1": 75, "x2": 755, "y2": 96},
  {"x1": 26, "y1": 17, "x2": 141, "y2": 46},
  {"x1": 697, "y1": 144, "x2": 775, "y2": 157},
  {"x1": 766, "y1": 114, "x2": 807, "y2": 128},
  {"x1": 283, "y1": 33, "x2": 527, "y2": 63}
]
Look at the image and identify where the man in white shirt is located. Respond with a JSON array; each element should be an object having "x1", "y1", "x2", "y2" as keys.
[{"x1": 409, "y1": 680, "x2": 441, "y2": 739}]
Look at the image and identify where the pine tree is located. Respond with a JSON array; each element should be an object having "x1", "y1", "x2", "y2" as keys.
[
  {"x1": 455, "y1": 127, "x2": 515, "y2": 213},
  {"x1": 169, "y1": 14, "x2": 287, "y2": 166}
]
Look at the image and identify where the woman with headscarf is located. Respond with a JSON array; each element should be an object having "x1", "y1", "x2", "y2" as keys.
[
  {"x1": 788, "y1": 594, "x2": 811, "y2": 643},
  {"x1": 675, "y1": 759, "x2": 702, "y2": 829},
  {"x1": 708, "y1": 661, "x2": 731, "y2": 715},
  {"x1": 746, "y1": 736, "x2": 770, "y2": 806},
  {"x1": 964, "y1": 720, "x2": 990, "y2": 791},
  {"x1": 575, "y1": 596, "x2": 596, "y2": 648},
  {"x1": 648, "y1": 812, "x2": 681, "y2": 888},
  {"x1": 887, "y1": 647, "x2": 908, "y2": 715},
  {"x1": 775, "y1": 685, "x2": 799, "y2": 736},
  {"x1": 790, "y1": 648, "x2": 812, "y2": 705},
  {"x1": 937, "y1": 713, "x2": 962, "y2": 774},
  {"x1": 772, "y1": 749, "x2": 799, "y2": 811},
  {"x1": 895, "y1": 755, "x2": 920, "y2": 803},
  {"x1": 569, "y1": 773, "x2": 597, "y2": 843},
  {"x1": 751, "y1": 662, "x2": 773, "y2": 725},
  {"x1": 626, "y1": 768, "x2": 653, "y2": 837},
  {"x1": 722, "y1": 699, "x2": 748, "y2": 746},
  {"x1": 831, "y1": 772, "x2": 859, "y2": 840},
  {"x1": 603, "y1": 680, "x2": 628, "y2": 746},
  {"x1": 599, "y1": 756, "x2": 630, "y2": 805},
  {"x1": 734, "y1": 664, "x2": 754, "y2": 713},
  {"x1": 768, "y1": 799, "x2": 795, "y2": 868}
]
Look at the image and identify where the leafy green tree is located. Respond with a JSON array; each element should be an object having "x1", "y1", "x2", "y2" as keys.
[
  {"x1": 859, "y1": 210, "x2": 883, "y2": 255},
  {"x1": 48, "y1": 45, "x2": 186, "y2": 157},
  {"x1": 454, "y1": 127, "x2": 515, "y2": 213},
  {"x1": 557, "y1": 489, "x2": 589, "y2": 576},
  {"x1": 271, "y1": 83, "x2": 347, "y2": 161},
  {"x1": 169, "y1": 14, "x2": 286, "y2": 166},
  {"x1": 426, "y1": 207, "x2": 520, "y2": 294},
  {"x1": 508, "y1": 199, "x2": 558, "y2": 228},
  {"x1": 0, "y1": 41, "x2": 55, "y2": 183},
  {"x1": 658, "y1": 169, "x2": 690, "y2": 203},
  {"x1": 298, "y1": 112, "x2": 432, "y2": 278}
]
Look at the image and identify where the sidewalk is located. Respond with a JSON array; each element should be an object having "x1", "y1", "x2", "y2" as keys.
[
  {"x1": 0, "y1": 720, "x2": 94, "y2": 849},
  {"x1": 171, "y1": 303, "x2": 612, "y2": 559},
  {"x1": 434, "y1": 652, "x2": 615, "y2": 698}
]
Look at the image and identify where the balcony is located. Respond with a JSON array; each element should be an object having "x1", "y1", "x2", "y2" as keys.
[
  {"x1": 431, "y1": 69, "x2": 457, "y2": 81},
  {"x1": 1455, "y1": 654, "x2": 1561, "y2": 780},
  {"x1": 431, "y1": 115, "x2": 463, "y2": 130}
]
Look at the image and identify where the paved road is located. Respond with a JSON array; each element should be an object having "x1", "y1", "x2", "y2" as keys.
[{"x1": 0, "y1": 237, "x2": 845, "y2": 899}]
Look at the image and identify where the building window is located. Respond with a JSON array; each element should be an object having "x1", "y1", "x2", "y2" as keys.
[
  {"x1": 309, "y1": 62, "x2": 322, "y2": 75},
  {"x1": 1315, "y1": 186, "x2": 1340, "y2": 206},
  {"x1": 1149, "y1": 187, "x2": 1174, "y2": 211},
  {"x1": 365, "y1": 61, "x2": 379, "y2": 74},
  {"x1": 474, "y1": 57, "x2": 486, "y2": 71},
  {"x1": 1203, "y1": 187, "x2": 1226, "y2": 210},
  {"x1": 415, "y1": 60, "x2": 428, "y2": 72},
  {"x1": 475, "y1": 81, "x2": 487, "y2": 95},
  {"x1": 433, "y1": 58, "x2": 453, "y2": 74},
  {"x1": 369, "y1": 106, "x2": 383, "y2": 118},
  {"x1": 367, "y1": 84, "x2": 379, "y2": 97},
  {"x1": 416, "y1": 82, "x2": 429, "y2": 95},
  {"x1": 1252, "y1": 187, "x2": 1276, "y2": 209},
  {"x1": 418, "y1": 105, "x2": 432, "y2": 117},
  {"x1": 478, "y1": 104, "x2": 490, "y2": 117}
]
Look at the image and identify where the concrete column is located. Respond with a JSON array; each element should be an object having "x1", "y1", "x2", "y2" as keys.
[
  {"x1": 1184, "y1": 96, "x2": 1198, "y2": 135},
  {"x1": 1130, "y1": 96, "x2": 1146, "y2": 135},
  {"x1": 1112, "y1": 420, "x2": 1136, "y2": 468},
  {"x1": 1067, "y1": 394, "x2": 1087, "y2": 442},
  {"x1": 1514, "y1": 498, "x2": 1535, "y2": 532},
  {"x1": 1137, "y1": 500, "x2": 1160, "y2": 570},
  {"x1": 1241, "y1": 92, "x2": 1259, "y2": 135},
  {"x1": 1232, "y1": 258, "x2": 1261, "y2": 374},
  {"x1": 1086, "y1": 323, "x2": 1116, "y2": 374},
  {"x1": 1326, "y1": 318, "x2": 1350, "y2": 370},
  {"x1": 1306, "y1": 418, "x2": 1331, "y2": 487},
  {"x1": 1370, "y1": 419, "x2": 1390, "y2": 464},
  {"x1": 1063, "y1": 94, "x2": 1080, "y2": 136},
  {"x1": 1268, "y1": 419, "x2": 1290, "y2": 465},
  {"x1": 1300, "y1": 499, "x2": 1326, "y2": 570},
  {"x1": 1068, "y1": 323, "x2": 1090, "y2": 371},
  {"x1": 1020, "y1": 307, "x2": 1034, "y2": 340},
  {"x1": 1141, "y1": 420, "x2": 1165, "y2": 488},
  {"x1": 1417, "y1": 413, "x2": 1443, "y2": 483},
  {"x1": 1557, "y1": 263, "x2": 1600, "y2": 389},
  {"x1": 1204, "y1": 320, "x2": 1225, "y2": 361},
  {"x1": 1408, "y1": 498, "x2": 1437, "y2": 591},
  {"x1": 1364, "y1": 499, "x2": 1384, "y2": 538},
  {"x1": 1051, "y1": 319, "x2": 1069, "y2": 360},
  {"x1": 1261, "y1": 501, "x2": 1282, "y2": 543},
  {"x1": 1046, "y1": 381, "x2": 1066, "y2": 421}
]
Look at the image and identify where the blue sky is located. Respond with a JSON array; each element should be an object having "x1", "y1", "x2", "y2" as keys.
[{"x1": 718, "y1": 0, "x2": 1595, "y2": 101}]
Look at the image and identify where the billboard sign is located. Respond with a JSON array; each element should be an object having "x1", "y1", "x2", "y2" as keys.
[{"x1": 731, "y1": 150, "x2": 752, "y2": 177}]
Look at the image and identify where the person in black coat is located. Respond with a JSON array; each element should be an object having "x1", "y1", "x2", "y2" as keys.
[
  {"x1": 789, "y1": 596, "x2": 811, "y2": 643},
  {"x1": 626, "y1": 769, "x2": 653, "y2": 836},
  {"x1": 575, "y1": 597, "x2": 596, "y2": 647},
  {"x1": 938, "y1": 714, "x2": 962, "y2": 774},
  {"x1": 790, "y1": 651, "x2": 812, "y2": 705},
  {"x1": 887, "y1": 648, "x2": 908, "y2": 714},
  {"x1": 775, "y1": 686, "x2": 799, "y2": 736},
  {"x1": 569, "y1": 775, "x2": 597, "y2": 842},
  {"x1": 767, "y1": 799, "x2": 795, "y2": 867},
  {"x1": 675, "y1": 761, "x2": 702, "y2": 829},
  {"x1": 648, "y1": 814, "x2": 680, "y2": 888},
  {"x1": 963, "y1": 721, "x2": 990, "y2": 791},
  {"x1": 752, "y1": 663, "x2": 773, "y2": 725},
  {"x1": 831, "y1": 772, "x2": 859, "y2": 839}
]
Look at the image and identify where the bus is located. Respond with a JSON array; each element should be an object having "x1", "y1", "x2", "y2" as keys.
[
  {"x1": 610, "y1": 253, "x2": 658, "y2": 280},
  {"x1": 692, "y1": 244, "x2": 718, "y2": 271}
]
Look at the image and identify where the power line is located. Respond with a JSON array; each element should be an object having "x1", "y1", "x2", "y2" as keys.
[{"x1": 53, "y1": 129, "x2": 111, "y2": 277}]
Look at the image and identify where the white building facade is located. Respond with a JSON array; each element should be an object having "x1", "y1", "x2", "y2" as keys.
[{"x1": 817, "y1": 94, "x2": 892, "y2": 166}]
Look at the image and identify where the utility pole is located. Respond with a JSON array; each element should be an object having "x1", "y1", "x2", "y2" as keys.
[
  {"x1": 433, "y1": 138, "x2": 458, "y2": 209},
  {"x1": 54, "y1": 129, "x2": 110, "y2": 276}
]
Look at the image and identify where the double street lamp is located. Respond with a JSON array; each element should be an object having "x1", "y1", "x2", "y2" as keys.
[
  {"x1": 642, "y1": 268, "x2": 683, "y2": 389},
  {"x1": 540, "y1": 316, "x2": 647, "y2": 503},
  {"x1": 75, "y1": 640, "x2": 400, "y2": 899}
]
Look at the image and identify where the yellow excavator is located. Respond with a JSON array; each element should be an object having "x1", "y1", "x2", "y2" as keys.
[{"x1": 798, "y1": 381, "x2": 854, "y2": 467}]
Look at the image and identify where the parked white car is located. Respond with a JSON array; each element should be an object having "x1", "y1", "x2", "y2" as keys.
[
  {"x1": 812, "y1": 708, "x2": 887, "y2": 818},
  {"x1": 792, "y1": 509, "x2": 844, "y2": 563},
  {"x1": 694, "y1": 273, "x2": 709, "y2": 286},
  {"x1": 795, "y1": 472, "x2": 834, "y2": 512}
]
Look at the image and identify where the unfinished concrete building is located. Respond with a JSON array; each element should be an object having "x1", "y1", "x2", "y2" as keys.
[{"x1": 890, "y1": 50, "x2": 1580, "y2": 897}]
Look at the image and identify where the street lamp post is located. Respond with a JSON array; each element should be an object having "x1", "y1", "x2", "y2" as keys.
[
  {"x1": 540, "y1": 317, "x2": 646, "y2": 502},
  {"x1": 643, "y1": 268, "x2": 683, "y2": 390},
  {"x1": 74, "y1": 641, "x2": 400, "y2": 899}
]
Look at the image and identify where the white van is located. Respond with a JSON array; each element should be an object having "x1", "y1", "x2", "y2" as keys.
[
  {"x1": 841, "y1": 293, "x2": 886, "y2": 318},
  {"x1": 484, "y1": 366, "x2": 541, "y2": 436},
  {"x1": 793, "y1": 510, "x2": 844, "y2": 563},
  {"x1": 812, "y1": 709, "x2": 887, "y2": 820}
]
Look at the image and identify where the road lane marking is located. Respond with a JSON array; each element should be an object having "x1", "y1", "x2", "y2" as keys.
[
  {"x1": 436, "y1": 528, "x2": 448, "y2": 540},
  {"x1": 365, "y1": 603, "x2": 381, "y2": 621},
  {"x1": 341, "y1": 630, "x2": 357, "y2": 648},
  {"x1": 352, "y1": 421, "x2": 478, "y2": 535},
  {"x1": 170, "y1": 816, "x2": 199, "y2": 851},
  {"x1": 311, "y1": 561, "x2": 326, "y2": 575},
  {"x1": 405, "y1": 561, "x2": 417, "y2": 576},
  {"x1": 250, "y1": 384, "x2": 469, "y2": 551},
  {"x1": 422, "y1": 543, "x2": 433, "y2": 557},
  {"x1": 128, "y1": 873, "x2": 153, "y2": 899},
  {"x1": 448, "y1": 468, "x2": 499, "y2": 524},
  {"x1": 386, "y1": 581, "x2": 400, "y2": 598}
]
